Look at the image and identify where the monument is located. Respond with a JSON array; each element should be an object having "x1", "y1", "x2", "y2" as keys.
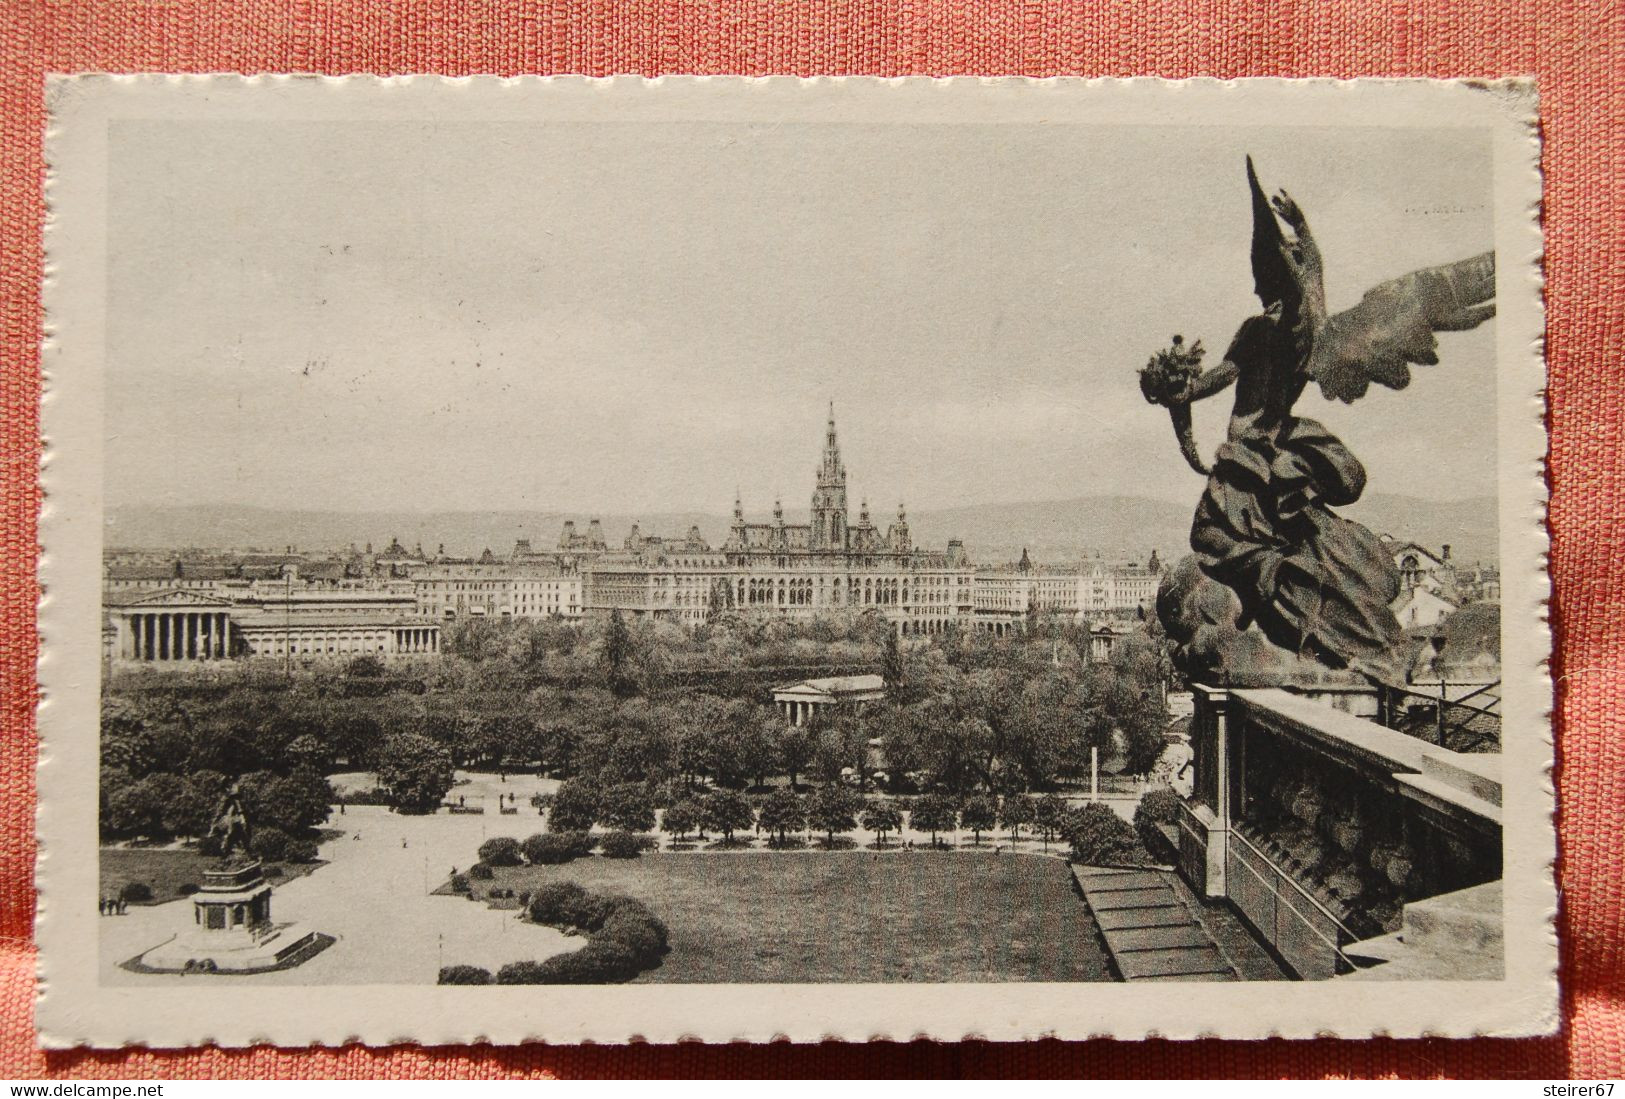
[
  {"x1": 1141, "y1": 158, "x2": 1505, "y2": 981},
  {"x1": 129, "y1": 784, "x2": 331, "y2": 974},
  {"x1": 1142, "y1": 156, "x2": 1496, "y2": 690}
]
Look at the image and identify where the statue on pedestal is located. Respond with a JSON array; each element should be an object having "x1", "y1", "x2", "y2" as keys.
[
  {"x1": 206, "y1": 780, "x2": 253, "y2": 860},
  {"x1": 1142, "y1": 157, "x2": 1496, "y2": 687}
]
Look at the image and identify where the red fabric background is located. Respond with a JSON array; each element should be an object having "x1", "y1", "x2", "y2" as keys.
[{"x1": 1, "y1": 0, "x2": 1619, "y2": 1079}]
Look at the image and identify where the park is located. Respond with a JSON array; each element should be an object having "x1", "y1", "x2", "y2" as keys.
[{"x1": 99, "y1": 608, "x2": 1194, "y2": 984}]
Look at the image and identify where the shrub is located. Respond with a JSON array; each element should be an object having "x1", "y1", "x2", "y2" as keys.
[
  {"x1": 438, "y1": 964, "x2": 492, "y2": 985},
  {"x1": 521, "y1": 884, "x2": 669, "y2": 983},
  {"x1": 527, "y1": 881, "x2": 589, "y2": 926},
  {"x1": 522, "y1": 831, "x2": 596, "y2": 865},
  {"x1": 559, "y1": 890, "x2": 613, "y2": 932},
  {"x1": 1064, "y1": 802, "x2": 1150, "y2": 866},
  {"x1": 121, "y1": 881, "x2": 153, "y2": 904},
  {"x1": 449, "y1": 872, "x2": 471, "y2": 894},
  {"x1": 534, "y1": 941, "x2": 640, "y2": 984},
  {"x1": 285, "y1": 838, "x2": 319, "y2": 863},
  {"x1": 598, "y1": 909, "x2": 667, "y2": 964},
  {"x1": 598, "y1": 831, "x2": 652, "y2": 859},
  {"x1": 469, "y1": 861, "x2": 495, "y2": 881},
  {"x1": 1134, "y1": 787, "x2": 1182, "y2": 861},
  {"x1": 262, "y1": 865, "x2": 284, "y2": 879},
  {"x1": 477, "y1": 836, "x2": 524, "y2": 867},
  {"x1": 177, "y1": 883, "x2": 200, "y2": 896},
  {"x1": 495, "y1": 960, "x2": 553, "y2": 985}
]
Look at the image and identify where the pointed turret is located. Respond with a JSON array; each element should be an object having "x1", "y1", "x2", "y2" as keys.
[{"x1": 811, "y1": 402, "x2": 850, "y2": 551}]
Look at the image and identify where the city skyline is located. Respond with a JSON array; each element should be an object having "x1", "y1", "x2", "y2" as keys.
[{"x1": 107, "y1": 120, "x2": 1497, "y2": 517}]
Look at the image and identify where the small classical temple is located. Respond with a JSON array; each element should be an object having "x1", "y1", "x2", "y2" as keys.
[{"x1": 771, "y1": 674, "x2": 886, "y2": 726}]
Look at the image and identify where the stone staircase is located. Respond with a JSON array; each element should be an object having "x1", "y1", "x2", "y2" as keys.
[{"x1": 1073, "y1": 866, "x2": 1237, "y2": 982}]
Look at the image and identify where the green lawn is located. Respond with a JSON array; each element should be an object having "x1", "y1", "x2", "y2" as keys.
[
  {"x1": 99, "y1": 847, "x2": 323, "y2": 905},
  {"x1": 480, "y1": 851, "x2": 1110, "y2": 983}
]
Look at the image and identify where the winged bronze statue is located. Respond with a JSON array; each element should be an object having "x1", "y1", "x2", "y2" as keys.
[{"x1": 1143, "y1": 157, "x2": 1495, "y2": 686}]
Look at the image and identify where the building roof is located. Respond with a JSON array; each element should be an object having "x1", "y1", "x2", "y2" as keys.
[
  {"x1": 773, "y1": 673, "x2": 886, "y2": 700},
  {"x1": 232, "y1": 613, "x2": 440, "y2": 631},
  {"x1": 102, "y1": 588, "x2": 239, "y2": 609}
]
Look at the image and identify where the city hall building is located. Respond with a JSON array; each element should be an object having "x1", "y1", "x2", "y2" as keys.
[{"x1": 580, "y1": 408, "x2": 976, "y2": 634}]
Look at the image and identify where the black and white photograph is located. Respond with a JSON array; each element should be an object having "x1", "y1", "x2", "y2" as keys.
[{"x1": 36, "y1": 76, "x2": 1553, "y2": 1046}]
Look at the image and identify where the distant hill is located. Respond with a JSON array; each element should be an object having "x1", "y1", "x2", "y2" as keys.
[{"x1": 105, "y1": 491, "x2": 1499, "y2": 569}]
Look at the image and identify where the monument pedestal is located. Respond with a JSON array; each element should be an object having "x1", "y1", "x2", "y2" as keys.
[{"x1": 133, "y1": 859, "x2": 328, "y2": 974}]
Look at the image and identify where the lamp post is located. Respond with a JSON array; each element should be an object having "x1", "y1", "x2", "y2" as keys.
[{"x1": 1431, "y1": 629, "x2": 1448, "y2": 746}]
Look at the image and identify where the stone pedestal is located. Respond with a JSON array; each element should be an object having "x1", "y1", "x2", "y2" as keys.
[{"x1": 136, "y1": 860, "x2": 326, "y2": 974}]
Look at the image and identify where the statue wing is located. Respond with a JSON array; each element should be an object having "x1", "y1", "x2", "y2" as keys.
[
  {"x1": 1307, "y1": 251, "x2": 1496, "y2": 403},
  {"x1": 1247, "y1": 155, "x2": 1299, "y2": 315}
]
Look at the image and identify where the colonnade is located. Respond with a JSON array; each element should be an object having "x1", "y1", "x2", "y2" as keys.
[
  {"x1": 394, "y1": 627, "x2": 439, "y2": 654},
  {"x1": 123, "y1": 611, "x2": 230, "y2": 662},
  {"x1": 777, "y1": 699, "x2": 822, "y2": 726}
]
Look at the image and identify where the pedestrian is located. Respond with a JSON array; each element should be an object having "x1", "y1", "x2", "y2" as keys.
[
  {"x1": 402, "y1": 838, "x2": 408, "y2": 848},
  {"x1": 97, "y1": 898, "x2": 105, "y2": 916},
  {"x1": 118, "y1": 898, "x2": 127, "y2": 914},
  {"x1": 339, "y1": 801, "x2": 345, "y2": 816},
  {"x1": 458, "y1": 795, "x2": 465, "y2": 808}
]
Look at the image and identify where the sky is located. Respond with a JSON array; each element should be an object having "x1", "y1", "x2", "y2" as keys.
[{"x1": 106, "y1": 118, "x2": 1498, "y2": 517}]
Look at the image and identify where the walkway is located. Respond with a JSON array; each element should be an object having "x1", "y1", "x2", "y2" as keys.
[{"x1": 1072, "y1": 866, "x2": 1236, "y2": 982}]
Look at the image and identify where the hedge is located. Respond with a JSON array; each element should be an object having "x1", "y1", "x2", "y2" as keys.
[
  {"x1": 598, "y1": 831, "x2": 654, "y2": 859},
  {"x1": 1133, "y1": 787, "x2": 1183, "y2": 863},
  {"x1": 469, "y1": 861, "x2": 495, "y2": 881},
  {"x1": 477, "y1": 836, "x2": 524, "y2": 867},
  {"x1": 438, "y1": 965, "x2": 492, "y2": 985},
  {"x1": 521, "y1": 831, "x2": 595, "y2": 865},
  {"x1": 509, "y1": 883, "x2": 671, "y2": 983}
]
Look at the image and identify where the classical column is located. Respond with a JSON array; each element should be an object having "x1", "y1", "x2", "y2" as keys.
[{"x1": 186, "y1": 613, "x2": 197, "y2": 660}]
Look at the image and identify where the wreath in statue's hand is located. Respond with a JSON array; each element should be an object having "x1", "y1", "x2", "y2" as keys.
[{"x1": 1139, "y1": 335, "x2": 1206, "y2": 408}]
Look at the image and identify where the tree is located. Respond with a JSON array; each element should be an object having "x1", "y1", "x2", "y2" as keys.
[
  {"x1": 882, "y1": 629, "x2": 907, "y2": 696},
  {"x1": 597, "y1": 783, "x2": 656, "y2": 833},
  {"x1": 777, "y1": 720, "x2": 816, "y2": 790},
  {"x1": 603, "y1": 608, "x2": 636, "y2": 696},
  {"x1": 812, "y1": 703, "x2": 870, "y2": 788},
  {"x1": 960, "y1": 794, "x2": 998, "y2": 845},
  {"x1": 1064, "y1": 802, "x2": 1147, "y2": 866},
  {"x1": 807, "y1": 786, "x2": 859, "y2": 847},
  {"x1": 701, "y1": 789, "x2": 755, "y2": 843},
  {"x1": 757, "y1": 789, "x2": 806, "y2": 846},
  {"x1": 731, "y1": 705, "x2": 781, "y2": 790},
  {"x1": 1035, "y1": 793, "x2": 1068, "y2": 851},
  {"x1": 375, "y1": 732, "x2": 454, "y2": 815},
  {"x1": 163, "y1": 770, "x2": 228, "y2": 839},
  {"x1": 908, "y1": 793, "x2": 959, "y2": 848},
  {"x1": 999, "y1": 794, "x2": 1038, "y2": 842},
  {"x1": 240, "y1": 768, "x2": 334, "y2": 835},
  {"x1": 549, "y1": 777, "x2": 602, "y2": 833},
  {"x1": 860, "y1": 802, "x2": 903, "y2": 848},
  {"x1": 661, "y1": 799, "x2": 701, "y2": 842}
]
